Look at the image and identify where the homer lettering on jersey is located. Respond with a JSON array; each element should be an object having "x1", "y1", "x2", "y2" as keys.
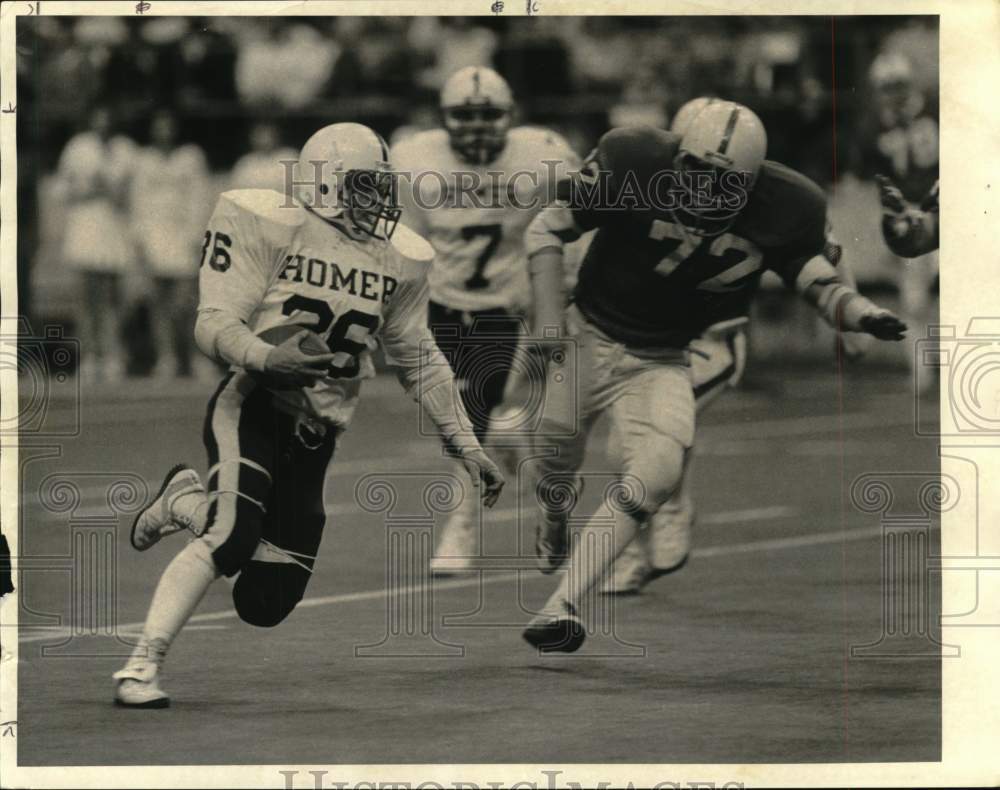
[{"x1": 197, "y1": 188, "x2": 434, "y2": 428}]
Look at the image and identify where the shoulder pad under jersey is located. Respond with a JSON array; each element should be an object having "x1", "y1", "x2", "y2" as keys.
[
  {"x1": 390, "y1": 222, "x2": 436, "y2": 267},
  {"x1": 390, "y1": 129, "x2": 452, "y2": 172},
  {"x1": 744, "y1": 162, "x2": 827, "y2": 248},
  {"x1": 596, "y1": 125, "x2": 680, "y2": 175},
  {"x1": 218, "y1": 188, "x2": 304, "y2": 227},
  {"x1": 509, "y1": 126, "x2": 576, "y2": 160}
]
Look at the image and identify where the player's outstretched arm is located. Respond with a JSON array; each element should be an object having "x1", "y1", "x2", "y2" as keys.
[
  {"x1": 380, "y1": 272, "x2": 505, "y2": 508},
  {"x1": 794, "y1": 256, "x2": 907, "y2": 341}
]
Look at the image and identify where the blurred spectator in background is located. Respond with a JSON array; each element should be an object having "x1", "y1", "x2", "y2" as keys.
[
  {"x1": 562, "y1": 18, "x2": 632, "y2": 92},
  {"x1": 129, "y1": 109, "x2": 212, "y2": 379},
  {"x1": 337, "y1": 17, "x2": 407, "y2": 96},
  {"x1": 17, "y1": 38, "x2": 40, "y2": 326},
  {"x1": 409, "y1": 17, "x2": 499, "y2": 91},
  {"x1": 37, "y1": 18, "x2": 112, "y2": 145},
  {"x1": 389, "y1": 104, "x2": 441, "y2": 147},
  {"x1": 609, "y1": 62, "x2": 671, "y2": 128},
  {"x1": 229, "y1": 121, "x2": 297, "y2": 193},
  {"x1": 54, "y1": 105, "x2": 136, "y2": 383},
  {"x1": 494, "y1": 18, "x2": 571, "y2": 99},
  {"x1": 177, "y1": 18, "x2": 238, "y2": 104},
  {"x1": 104, "y1": 18, "x2": 188, "y2": 112},
  {"x1": 234, "y1": 19, "x2": 338, "y2": 110}
]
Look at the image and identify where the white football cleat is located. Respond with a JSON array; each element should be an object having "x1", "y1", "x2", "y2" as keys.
[
  {"x1": 647, "y1": 496, "x2": 693, "y2": 578},
  {"x1": 522, "y1": 599, "x2": 585, "y2": 653},
  {"x1": 113, "y1": 661, "x2": 170, "y2": 708},
  {"x1": 429, "y1": 512, "x2": 477, "y2": 575},
  {"x1": 131, "y1": 464, "x2": 205, "y2": 552}
]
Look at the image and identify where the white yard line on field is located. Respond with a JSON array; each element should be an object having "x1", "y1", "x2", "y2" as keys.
[{"x1": 17, "y1": 520, "x2": 876, "y2": 644}]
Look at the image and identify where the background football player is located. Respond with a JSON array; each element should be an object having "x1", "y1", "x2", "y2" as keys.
[
  {"x1": 521, "y1": 103, "x2": 907, "y2": 651},
  {"x1": 113, "y1": 123, "x2": 504, "y2": 707},
  {"x1": 391, "y1": 66, "x2": 577, "y2": 575},
  {"x1": 855, "y1": 51, "x2": 939, "y2": 393}
]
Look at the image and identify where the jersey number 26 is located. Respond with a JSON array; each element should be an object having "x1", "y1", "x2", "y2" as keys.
[{"x1": 281, "y1": 295, "x2": 378, "y2": 379}]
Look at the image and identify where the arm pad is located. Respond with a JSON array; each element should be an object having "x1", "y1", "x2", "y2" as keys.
[
  {"x1": 525, "y1": 205, "x2": 580, "y2": 261},
  {"x1": 195, "y1": 308, "x2": 273, "y2": 372},
  {"x1": 795, "y1": 255, "x2": 882, "y2": 332},
  {"x1": 390, "y1": 339, "x2": 483, "y2": 460}
]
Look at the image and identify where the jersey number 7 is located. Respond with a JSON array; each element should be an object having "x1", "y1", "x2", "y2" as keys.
[
  {"x1": 281, "y1": 295, "x2": 379, "y2": 379},
  {"x1": 461, "y1": 224, "x2": 502, "y2": 290}
]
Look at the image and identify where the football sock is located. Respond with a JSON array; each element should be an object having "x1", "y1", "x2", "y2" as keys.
[
  {"x1": 173, "y1": 487, "x2": 211, "y2": 536},
  {"x1": 128, "y1": 539, "x2": 219, "y2": 667},
  {"x1": 545, "y1": 502, "x2": 644, "y2": 613}
]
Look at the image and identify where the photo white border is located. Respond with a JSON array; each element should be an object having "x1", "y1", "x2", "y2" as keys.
[{"x1": 2, "y1": 0, "x2": 998, "y2": 787}]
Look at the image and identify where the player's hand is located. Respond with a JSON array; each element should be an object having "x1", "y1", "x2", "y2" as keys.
[
  {"x1": 875, "y1": 174, "x2": 907, "y2": 214},
  {"x1": 262, "y1": 330, "x2": 337, "y2": 389},
  {"x1": 461, "y1": 449, "x2": 506, "y2": 509},
  {"x1": 860, "y1": 310, "x2": 908, "y2": 341}
]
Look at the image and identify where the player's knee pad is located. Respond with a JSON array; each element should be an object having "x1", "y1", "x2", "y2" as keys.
[{"x1": 231, "y1": 561, "x2": 310, "y2": 628}]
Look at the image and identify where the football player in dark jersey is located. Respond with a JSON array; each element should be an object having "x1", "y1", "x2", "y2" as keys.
[
  {"x1": 597, "y1": 100, "x2": 872, "y2": 596},
  {"x1": 521, "y1": 102, "x2": 907, "y2": 652}
]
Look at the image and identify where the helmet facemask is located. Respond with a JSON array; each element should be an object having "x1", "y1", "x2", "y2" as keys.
[
  {"x1": 308, "y1": 166, "x2": 401, "y2": 241},
  {"x1": 669, "y1": 151, "x2": 754, "y2": 239},
  {"x1": 442, "y1": 105, "x2": 511, "y2": 165},
  {"x1": 340, "y1": 168, "x2": 401, "y2": 240}
]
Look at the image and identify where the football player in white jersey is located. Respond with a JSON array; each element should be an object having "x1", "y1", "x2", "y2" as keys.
[
  {"x1": 391, "y1": 67, "x2": 577, "y2": 574},
  {"x1": 113, "y1": 123, "x2": 504, "y2": 707}
]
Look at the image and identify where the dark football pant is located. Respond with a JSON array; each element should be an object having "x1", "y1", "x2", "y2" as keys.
[
  {"x1": 201, "y1": 372, "x2": 336, "y2": 627},
  {"x1": 428, "y1": 301, "x2": 522, "y2": 442}
]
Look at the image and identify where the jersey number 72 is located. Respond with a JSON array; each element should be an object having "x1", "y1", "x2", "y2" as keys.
[{"x1": 649, "y1": 219, "x2": 762, "y2": 292}]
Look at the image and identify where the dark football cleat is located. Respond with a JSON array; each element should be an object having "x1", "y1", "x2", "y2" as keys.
[{"x1": 522, "y1": 600, "x2": 586, "y2": 653}]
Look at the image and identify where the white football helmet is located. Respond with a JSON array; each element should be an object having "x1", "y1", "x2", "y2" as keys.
[
  {"x1": 669, "y1": 96, "x2": 719, "y2": 136},
  {"x1": 440, "y1": 66, "x2": 514, "y2": 165},
  {"x1": 295, "y1": 122, "x2": 400, "y2": 240},
  {"x1": 673, "y1": 101, "x2": 768, "y2": 236}
]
